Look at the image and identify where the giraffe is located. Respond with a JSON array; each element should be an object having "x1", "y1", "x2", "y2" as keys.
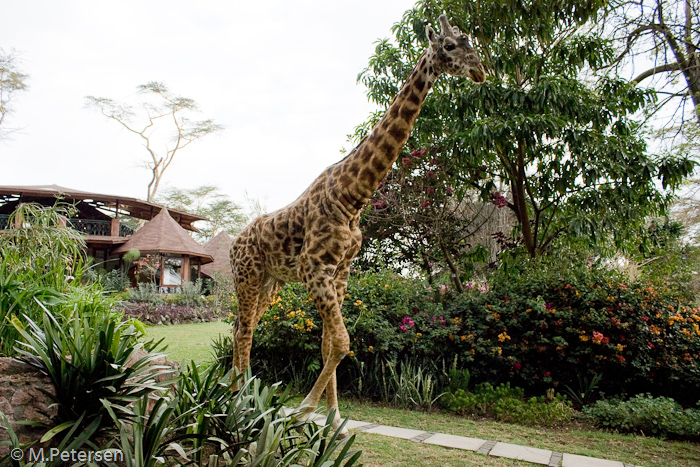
[{"x1": 229, "y1": 14, "x2": 485, "y2": 435}]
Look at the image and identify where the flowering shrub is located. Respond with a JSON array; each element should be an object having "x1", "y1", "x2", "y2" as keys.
[
  {"x1": 442, "y1": 264, "x2": 700, "y2": 404},
  {"x1": 246, "y1": 265, "x2": 700, "y2": 404}
]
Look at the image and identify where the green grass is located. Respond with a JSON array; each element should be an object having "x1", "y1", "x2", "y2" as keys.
[
  {"x1": 143, "y1": 320, "x2": 231, "y2": 365},
  {"x1": 146, "y1": 321, "x2": 700, "y2": 467}
]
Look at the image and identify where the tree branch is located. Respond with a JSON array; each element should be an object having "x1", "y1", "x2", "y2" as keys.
[{"x1": 633, "y1": 61, "x2": 683, "y2": 82}]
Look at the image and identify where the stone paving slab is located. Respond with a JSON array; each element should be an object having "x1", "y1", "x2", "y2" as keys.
[
  {"x1": 362, "y1": 424, "x2": 428, "y2": 440},
  {"x1": 562, "y1": 453, "x2": 626, "y2": 467},
  {"x1": 422, "y1": 433, "x2": 487, "y2": 451},
  {"x1": 343, "y1": 419, "x2": 373, "y2": 430},
  {"x1": 489, "y1": 442, "x2": 553, "y2": 465}
]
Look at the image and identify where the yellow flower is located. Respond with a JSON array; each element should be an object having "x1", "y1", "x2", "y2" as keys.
[
  {"x1": 498, "y1": 332, "x2": 511, "y2": 342},
  {"x1": 368, "y1": 346, "x2": 374, "y2": 351},
  {"x1": 492, "y1": 313, "x2": 501, "y2": 320},
  {"x1": 348, "y1": 350, "x2": 355, "y2": 357},
  {"x1": 470, "y1": 349, "x2": 476, "y2": 355},
  {"x1": 385, "y1": 284, "x2": 390, "y2": 288},
  {"x1": 460, "y1": 335, "x2": 466, "y2": 342},
  {"x1": 345, "y1": 293, "x2": 350, "y2": 298},
  {"x1": 616, "y1": 344, "x2": 624, "y2": 352},
  {"x1": 416, "y1": 332, "x2": 422, "y2": 337},
  {"x1": 354, "y1": 300, "x2": 363, "y2": 306},
  {"x1": 580, "y1": 335, "x2": 590, "y2": 342}
]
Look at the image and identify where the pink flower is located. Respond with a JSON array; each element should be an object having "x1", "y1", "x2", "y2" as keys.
[
  {"x1": 421, "y1": 200, "x2": 430, "y2": 208},
  {"x1": 411, "y1": 148, "x2": 428, "y2": 157},
  {"x1": 592, "y1": 331, "x2": 604, "y2": 344},
  {"x1": 446, "y1": 185, "x2": 453, "y2": 195},
  {"x1": 401, "y1": 157, "x2": 412, "y2": 166},
  {"x1": 400, "y1": 325, "x2": 407, "y2": 332},
  {"x1": 491, "y1": 192, "x2": 508, "y2": 208},
  {"x1": 373, "y1": 199, "x2": 387, "y2": 209},
  {"x1": 426, "y1": 170, "x2": 437, "y2": 179},
  {"x1": 426, "y1": 187, "x2": 435, "y2": 194}
]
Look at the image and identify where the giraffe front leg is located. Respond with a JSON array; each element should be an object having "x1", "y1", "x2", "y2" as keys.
[{"x1": 298, "y1": 274, "x2": 350, "y2": 437}]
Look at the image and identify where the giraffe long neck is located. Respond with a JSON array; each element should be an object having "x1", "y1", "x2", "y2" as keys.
[{"x1": 329, "y1": 49, "x2": 439, "y2": 218}]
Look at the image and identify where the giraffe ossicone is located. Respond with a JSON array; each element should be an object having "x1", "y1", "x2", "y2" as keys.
[{"x1": 229, "y1": 14, "x2": 485, "y2": 437}]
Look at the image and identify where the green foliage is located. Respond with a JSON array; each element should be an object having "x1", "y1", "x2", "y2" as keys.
[
  {"x1": 356, "y1": 0, "x2": 695, "y2": 273},
  {"x1": 0, "y1": 202, "x2": 87, "y2": 288},
  {"x1": 104, "y1": 363, "x2": 362, "y2": 467},
  {"x1": 127, "y1": 282, "x2": 160, "y2": 303},
  {"x1": 245, "y1": 264, "x2": 700, "y2": 405},
  {"x1": 179, "y1": 278, "x2": 204, "y2": 306},
  {"x1": 379, "y1": 358, "x2": 444, "y2": 410},
  {"x1": 444, "y1": 382, "x2": 573, "y2": 427},
  {"x1": 11, "y1": 306, "x2": 169, "y2": 443},
  {"x1": 0, "y1": 202, "x2": 114, "y2": 356},
  {"x1": 156, "y1": 185, "x2": 249, "y2": 241},
  {"x1": 584, "y1": 394, "x2": 700, "y2": 439}
]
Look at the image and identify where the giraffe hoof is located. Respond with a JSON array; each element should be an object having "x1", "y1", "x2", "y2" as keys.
[{"x1": 335, "y1": 426, "x2": 350, "y2": 440}]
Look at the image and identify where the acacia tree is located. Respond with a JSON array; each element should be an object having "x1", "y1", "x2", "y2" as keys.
[
  {"x1": 356, "y1": 0, "x2": 694, "y2": 266},
  {"x1": 156, "y1": 185, "x2": 250, "y2": 242},
  {"x1": 0, "y1": 48, "x2": 28, "y2": 141},
  {"x1": 85, "y1": 82, "x2": 223, "y2": 202},
  {"x1": 605, "y1": 0, "x2": 699, "y2": 124}
]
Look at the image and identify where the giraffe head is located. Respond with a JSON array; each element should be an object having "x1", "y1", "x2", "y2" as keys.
[{"x1": 426, "y1": 15, "x2": 486, "y2": 83}]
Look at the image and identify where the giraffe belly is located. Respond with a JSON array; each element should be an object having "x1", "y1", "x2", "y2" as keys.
[{"x1": 264, "y1": 253, "x2": 301, "y2": 283}]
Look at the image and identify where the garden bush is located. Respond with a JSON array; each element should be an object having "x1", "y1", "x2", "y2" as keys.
[
  {"x1": 444, "y1": 382, "x2": 573, "y2": 426},
  {"x1": 245, "y1": 264, "x2": 700, "y2": 405},
  {"x1": 583, "y1": 394, "x2": 700, "y2": 439}
]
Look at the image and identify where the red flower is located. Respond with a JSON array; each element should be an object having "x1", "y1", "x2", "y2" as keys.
[
  {"x1": 592, "y1": 331, "x2": 604, "y2": 344},
  {"x1": 513, "y1": 362, "x2": 522, "y2": 371},
  {"x1": 641, "y1": 316, "x2": 648, "y2": 322},
  {"x1": 544, "y1": 371, "x2": 551, "y2": 377}
]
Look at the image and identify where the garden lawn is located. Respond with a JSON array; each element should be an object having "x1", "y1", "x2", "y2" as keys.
[
  {"x1": 150, "y1": 322, "x2": 700, "y2": 467},
  {"x1": 144, "y1": 320, "x2": 231, "y2": 364}
]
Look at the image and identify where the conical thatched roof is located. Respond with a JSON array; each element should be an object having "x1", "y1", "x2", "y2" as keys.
[
  {"x1": 113, "y1": 208, "x2": 213, "y2": 263},
  {"x1": 201, "y1": 231, "x2": 234, "y2": 279}
]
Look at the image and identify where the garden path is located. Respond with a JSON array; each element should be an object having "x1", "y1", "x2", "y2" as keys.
[{"x1": 296, "y1": 410, "x2": 642, "y2": 467}]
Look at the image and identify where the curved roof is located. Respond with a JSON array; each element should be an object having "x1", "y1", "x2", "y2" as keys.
[
  {"x1": 112, "y1": 208, "x2": 213, "y2": 263},
  {"x1": 201, "y1": 231, "x2": 234, "y2": 279},
  {"x1": 0, "y1": 184, "x2": 206, "y2": 232}
]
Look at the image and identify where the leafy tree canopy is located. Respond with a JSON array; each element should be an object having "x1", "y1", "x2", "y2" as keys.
[{"x1": 355, "y1": 0, "x2": 695, "y2": 280}]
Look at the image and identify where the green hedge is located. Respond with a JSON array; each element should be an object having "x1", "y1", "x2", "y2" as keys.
[{"x1": 249, "y1": 266, "x2": 700, "y2": 404}]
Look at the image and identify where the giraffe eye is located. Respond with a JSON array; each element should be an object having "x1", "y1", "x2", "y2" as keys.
[{"x1": 444, "y1": 43, "x2": 456, "y2": 51}]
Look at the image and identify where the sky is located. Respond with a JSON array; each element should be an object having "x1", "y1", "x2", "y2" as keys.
[{"x1": 1, "y1": 0, "x2": 418, "y2": 214}]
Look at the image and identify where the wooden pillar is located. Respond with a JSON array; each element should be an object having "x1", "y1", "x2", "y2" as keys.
[
  {"x1": 159, "y1": 256, "x2": 165, "y2": 289},
  {"x1": 181, "y1": 255, "x2": 191, "y2": 283},
  {"x1": 111, "y1": 200, "x2": 121, "y2": 236},
  {"x1": 110, "y1": 218, "x2": 120, "y2": 237}
]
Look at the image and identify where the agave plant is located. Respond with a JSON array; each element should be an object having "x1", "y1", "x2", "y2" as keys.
[{"x1": 11, "y1": 306, "x2": 171, "y2": 445}]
